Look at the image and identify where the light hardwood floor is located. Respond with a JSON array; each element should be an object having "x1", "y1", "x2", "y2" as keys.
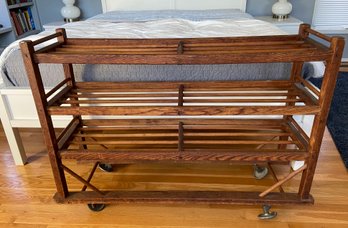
[{"x1": 0, "y1": 122, "x2": 348, "y2": 227}]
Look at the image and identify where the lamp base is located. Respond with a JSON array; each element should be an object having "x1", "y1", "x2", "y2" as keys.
[
  {"x1": 272, "y1": 14, "x2": 289, "y2": 20},
  {"x1": 64, "y1": 18, "x2": 79, "y2": 23}
]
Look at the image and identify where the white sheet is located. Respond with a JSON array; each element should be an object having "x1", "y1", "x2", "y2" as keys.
[{"x1": 0, "y1": 18, "x2": 287, "y2": 86}]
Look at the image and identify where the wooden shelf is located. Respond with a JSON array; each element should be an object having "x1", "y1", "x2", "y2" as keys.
[
  {"x1": 8, "y1": 2, "x2": 33, "y2": 9},
  {"x1": 17, "y1": 29, "x2": 39, "y2": 39},
  {"x1": 58, "y1": 118, "x2": 309, "y2": 163},
  {"x1": 47, "y1": 81, "x2": 320, "y2": 116},
  {"x1": 34, "y1": 35, "x2": 332, "y2": 64},
  {"x1": 0, "y1": 27, "x2": 12, "y2": 35}
]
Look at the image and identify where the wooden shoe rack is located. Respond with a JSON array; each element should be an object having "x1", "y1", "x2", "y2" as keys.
[{"x1": 20, "y1": 24, "x2": 344, "y2": 213}]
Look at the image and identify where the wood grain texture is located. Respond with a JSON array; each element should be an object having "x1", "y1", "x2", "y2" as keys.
[
  {"x1": 17, "y1": 28, "x2": 345, "y2": 225},
  {"x1": 45, "y1": 81, "x2": 320, "y2": 116},
  {"x1": 31, "y1": 33, "x2": 333, "y2": 64},
  {"x1": 1, "y1": 124, "x2": 348, "y2": 227},
  {"x1": 20, "y1": 40, "x2": 69, "y2": 198}
]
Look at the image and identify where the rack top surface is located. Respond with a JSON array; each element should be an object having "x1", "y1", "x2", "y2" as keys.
[{"x1": 32, "y1": 34, "x2": 332, "y2": 64}]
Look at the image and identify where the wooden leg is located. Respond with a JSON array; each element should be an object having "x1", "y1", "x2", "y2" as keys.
[{"x1": 0, "y1": 93, "x2": 27, "y2": 165}]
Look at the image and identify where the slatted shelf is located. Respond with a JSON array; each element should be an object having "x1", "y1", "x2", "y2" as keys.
[
  {"x1": 33, "y1": 35, "x2": 332, "y2": 64},
  {"x1": 58, "y1": 119, "x2": 309, "y2": 163},
  {"x1": 47, "y1": 81, "x2": 319, "y2": 116}
]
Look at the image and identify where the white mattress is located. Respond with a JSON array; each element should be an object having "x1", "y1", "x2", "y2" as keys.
[{"x1": 0, "y1": 12, "x2": 288, "y2": 86}]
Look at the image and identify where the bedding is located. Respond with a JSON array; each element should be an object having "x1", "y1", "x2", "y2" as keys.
[{"x1": 0, "y1": 9, "x2": 293, "y2": 87}]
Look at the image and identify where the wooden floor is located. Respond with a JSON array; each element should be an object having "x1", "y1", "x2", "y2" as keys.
[
  {"x1": 340, "y1": 61, "x2": 348, "y2": 72},
  {"x1": 0, "y1": 122, "x2": 348, "y2": 227}
]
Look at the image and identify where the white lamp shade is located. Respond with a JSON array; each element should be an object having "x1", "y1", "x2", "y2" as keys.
[
  {"x1": 272, "y1": 0, "x2": 292, "y2": 17},
  {"x1": 61, "y1": 0, "x2": 81, "y2": 20}
]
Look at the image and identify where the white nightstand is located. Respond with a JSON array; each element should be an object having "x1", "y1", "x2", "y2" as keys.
[
  {"x1": 43, "y1": 21, "x2": 66, "y2": 30},
  {"x1": 255, "y1": 16, "x2": 303, "y2": 34}
]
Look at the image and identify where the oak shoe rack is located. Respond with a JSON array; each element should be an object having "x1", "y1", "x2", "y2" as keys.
[{"x1": 20, "y1": 24, "x2": 344, "y2": 214}]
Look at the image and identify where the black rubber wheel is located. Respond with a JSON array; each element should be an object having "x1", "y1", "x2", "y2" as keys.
[
  {"x1": 98, "y1": 163, "x2": 113, "y2": 172},
  {"x1": 253, "y1": 165, "x2": 269, "y2": 180},
  {"x1": 88, "y1": 203, "x2": 106, "y2": 212}
]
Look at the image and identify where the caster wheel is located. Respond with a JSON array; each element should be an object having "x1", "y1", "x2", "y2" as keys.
[
  {"x1": 253, "y1": 165, "x2": 269, "y2": 180},
  {"x1": 98, "y1": 163, "x2": 113, "y2": 172},
  {"x1": 258, "y1": 205, "x2": 277, "y2": 220},
  {"x1": 88, "y1": 203, "x2": 106, "y2": 212}
]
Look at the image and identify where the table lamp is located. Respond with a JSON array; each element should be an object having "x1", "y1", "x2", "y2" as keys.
[
  {"x1": 272, "y1": 0, "x2": 292, "y2": 20},
  {"x1": 61, "y1": 0, "x2": 81, "y2": 22}
]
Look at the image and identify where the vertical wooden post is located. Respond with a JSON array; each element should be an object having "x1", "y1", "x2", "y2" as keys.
[
  {"x1": 280, "y1": 24, "x2": 311, "y2": 149},
  {"x1": 20, "y1": 39, "x2": 69, "y2": 198},
  {"x1": 299, "y1": 36, "x2": 345, "y2": 198},
  {"x1": 56, "y1": 28, "x2": 85, "y2": 149},
  {"x1": 56, "y1": 28, "x2": 76, "y2": 87},
  {"x1": 291, "y1": 24, "x2": 310, "y2": 83}
]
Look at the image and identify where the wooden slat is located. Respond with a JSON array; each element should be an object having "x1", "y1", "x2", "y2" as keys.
[
  {"x1": 183, "y1": 98, "x2": 304, "y2": 103},
  {"x1": 36, "y1": 42, "x2": 62, "y2": 54},
  {"x1": 60, "y1": 98, "x2": 304, "y2": 105},
  {"x1": 178, "y1": 85, "x2": 184, "y2": 107},
  {"x1": 73, "y1": 132, "x2": 291, "y2": 138},
  {"x1": 59, "y1": 150, "x2": 308, "y2": 162},
  {"x1": 81, "y1": 162, "x2": 99, "y2": 192},
  {"x1": 63, "y1": 99, "x2": 177, "y2": 104},
  {"x1": 307, "y1": 28, "x2": 332, "y2": 42},
  {"x1": 288, "y1": 117, "x2": 310, "y2": 142},
  {"x1": 54, "y1": 191, "x2": 314, "y2": 205},
  {"x1": 46, "y1": 78, "x2": 71, "y2": 98},
  {"x1": 53, "y1": 47, "x2": 317, "y2": 55},
  {"x1": 70, "y1": 93, "x2": 179, "y2": 98},
  {"x1": 53, "y1": 45, "x2": 316, "y2": 54},
  {"x1": 62, "y1": 40, "x2": 306, "y2": 49},
  {"x1": 267, "y1": 163, "x2": 285, "y2": 193},
  {"x1": 81, "y1": 118, "x2": 285, "y2": 126},
  {"x1": 57, "y1": 117, "x2": 80, "y2": 150},
  {"x1": 31, "y1": 32, "x2": 63, "y2": 46},
  {"x1": 48, "y1": 105, "x2": 321, "y2": 116},
  {"x1": 34, "y1": 52, "x2": 331, "y2": 64},
  {"x1": 184, "y1": 92, "x2": 300, "y2": 97},
  {"x1": 70, "y1": 92, "x2": 300, "y2": 98},
  {"x1": 285, "y1": 120, "x2": 309, "y2": 150},
  {"x1": 297, "y1": 77, "x2": 320, "y2": 97},
  {"x1": 293, "y1": 83, "x2": 319, "y2": 105},
  {"x1": 74, "y1": 81, "x2": 294, "y2": 89},
  {"x1": 47, "y1": 86, "x2": 72, "y2": 107},
  {"x1": 61, "y1": 164, "x2": 104, "y2": 196},
  {"x1": 178, "y1": 122, "x2": 184, "y2": 153},
  {"x1": 69, "y1": 139, "x2": 295, "y2": 146},
  {"x1": 259, "y1": 165, "x2": 308, "y2": 198}
]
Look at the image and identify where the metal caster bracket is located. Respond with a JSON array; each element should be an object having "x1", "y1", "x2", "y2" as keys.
[
  {"x1": 98, "y1": 163, "x2": 113, "y2": 172},
  {"x1": 88, "y1": 203, "x2": 106, "y2": 212},
  {"x1": 253, "y1": 165, "x2": 269, "y2": 180},
  {"x1": 258, "y1": 205, "x2": 277, "y2": 220}
]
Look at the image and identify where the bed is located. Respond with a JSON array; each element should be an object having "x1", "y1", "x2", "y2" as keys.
[{"x1": 0, "y1": 0, "x2": 310, "y2": 165}]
